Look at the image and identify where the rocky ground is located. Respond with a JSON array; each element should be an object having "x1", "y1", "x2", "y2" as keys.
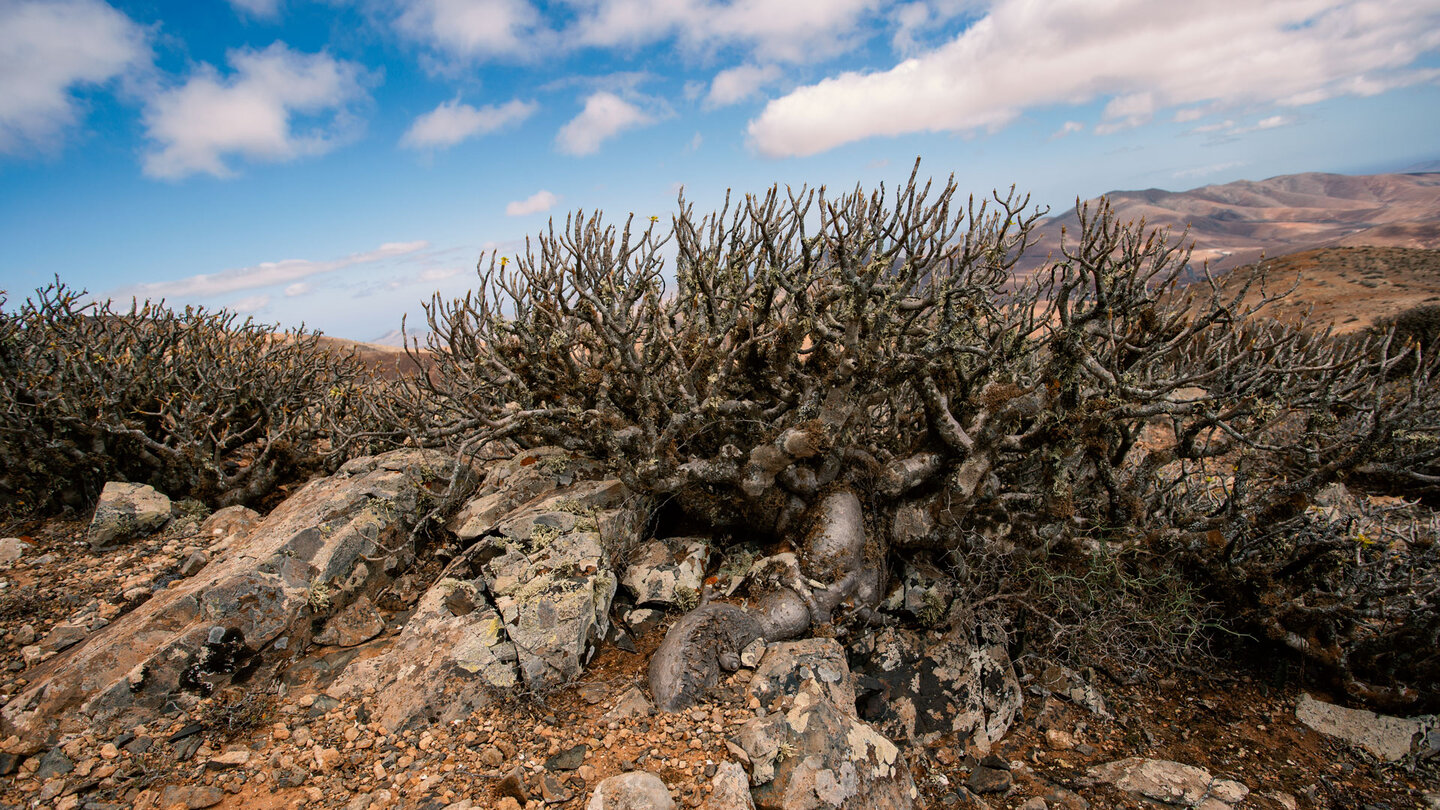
[{"x1": 0, "y1": 453, "x2": 1436, "y2": 810}]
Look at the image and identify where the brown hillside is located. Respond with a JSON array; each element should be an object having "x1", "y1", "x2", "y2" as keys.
[
  {"x1": 1207, "y1": 246, "x2": 1440, "y2": 334},
  {"x1": 1026, "y1": 171, "x2": 1440, "y2": 276}
]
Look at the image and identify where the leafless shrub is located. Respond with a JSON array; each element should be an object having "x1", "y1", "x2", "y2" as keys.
[
  {"x1": 0, "y1": 281, "x2": 374, "y2": 513},
  {"x1": 358, "y1": 160, "x2": 1440, "y2": 706}
]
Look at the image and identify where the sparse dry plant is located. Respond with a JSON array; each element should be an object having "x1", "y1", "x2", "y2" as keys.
[{"x1": 0, "y1": 281, "x2": 374, "y2": 513}]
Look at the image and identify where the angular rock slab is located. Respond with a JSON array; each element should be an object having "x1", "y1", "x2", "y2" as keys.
[
  {"x1": 1089, "y1": 758, "x2": 1248, "y2": 809},
  {"x1": 448, "y1": 447, "x2": 609, "y2": 542},
  {"x1": 480, "y1": 478, "x2": 643, "y2": 690},
  {"x1": 1, "y1": 449, "x2": 451, "y2": 750},
  {"x1": 329, "y1": 461, "x2": 646, "y2": 726},
  {"x1": 704, "y1": 761, "x2": 756, "y2": 810},
  {"x1": 731, "y1": 689, "x2": 917, "y2": 810},
  {"x1": 851, "y1": 622, "x2": 1021, "y2": 753},
  {"x1": 327, "y1": 577, "x2": 517, "y2": 732},
  {"x1": 1295, "y1": 692, "x2": 1439, "y2": 762},
  {"x1": 622, "y1": 537, "x2": 708, "y2": 607},
  {"x1": 88, "y1": 481, "x2": 172, "y2": 548},
  {"x1": 748, "y1": 638, "x2": 856, "y2": 712},
  {"x1": 730, "y1": 637, "x2": 917, "y2": 810}
]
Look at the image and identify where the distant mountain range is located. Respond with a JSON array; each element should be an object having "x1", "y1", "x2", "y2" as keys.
[{"x1": 1024, "y1": 170, "x2": 1440, "y2": 275}]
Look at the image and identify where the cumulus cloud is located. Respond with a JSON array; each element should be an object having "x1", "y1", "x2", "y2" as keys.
[
  {"x1": 390, "y1": 0, "x2": 549, "y2": 62},
  {"x1": 0, "y1": 0, "x2": 150, "y2": 155},
  {"x1": 401, "y1": 98, "x2": 537, "y2": 149},
  {"x1": 505, "y1": 189, "x2": 560, "y2": 216},
  {"x1": 748, "y1": 0, "x2": 1440, "y2": 157},
  {"x1": 113, "y1": 241, "x2": 429, "y2": 301},
  {"x1": 1052, "y1": 120, "x2": 1085, "y2": 139},
  {"x1": 141, "y1": 43, "x2": 370, "y2": 179},
  {"x1": 556, "y1": 91, "x2": 657, "y2": 155},
  {"x1": 379, "y1": 0, "x2": 879, "y2": 65},
  {"x1": 228, "y1": 294, "x2": 272, "y2": 313},
  {"x1": 705, "y1": 63, "x2": 781, "y2": 108},
  {"x1": 229, "y1": 0, "x2": 282, "y2": 19}
]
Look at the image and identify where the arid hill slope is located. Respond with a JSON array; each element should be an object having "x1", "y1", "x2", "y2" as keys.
[
  {"x1": 1207, "y1": 246, "x2": 1440, "y2": 334},
  {"x1": 1027, "y1": 171, "x2": 1440, "y2": 274}
]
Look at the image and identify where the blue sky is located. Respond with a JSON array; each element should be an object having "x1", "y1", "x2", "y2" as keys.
[{"x1": 2, "y1": 0, "x2": 1439, "y2": 341}]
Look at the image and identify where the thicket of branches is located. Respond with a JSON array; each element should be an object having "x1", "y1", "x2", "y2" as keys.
[
  {"x1": 369, "y1": 161, "x2": 1440, "y2": 708},
  {"x1": 0, "y1": 282, "x2": 371, "y2": 513},
  {"x1": 3, "y1": 163, "x2": 1435, "y2": 710}
]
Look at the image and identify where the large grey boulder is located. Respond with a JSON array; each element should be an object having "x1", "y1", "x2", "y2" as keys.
[
  {"x1": 1295, "y1": 692, "x2": 1439, "y2": 761},
  {"x1": 1, "y1": 450, "x2": 451, "y2": 751},
  {"x1": 704, "y1": 761, "x2": 756, "y2": 810},
  {"x1": 729, "y1": 637, "x2": 918, "y2": 810},
  {"x1": 480, "y1": 477, "x2": 642, "y2": 689},
  {"x1": 850, "y1": 621, "x2": 1021, "y2": 753},
  {"x1": 1089, "y1": 758, "x2": 1248, "y2": 809},
  {"x1": 326, "y1": 576, "x2": 517, "y2": 731},
  {"x1": 88, "y1": 481, "x2": 172, "y2": 548},
  {"x1": 586, "y1": 772, "x2": 676, "y2": 810},
  {"x1": 328, "y1": 450, "x2": 648, "y2": 727}
]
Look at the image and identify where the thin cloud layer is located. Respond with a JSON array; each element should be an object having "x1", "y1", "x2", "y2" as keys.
[
  {"x1": 0, "y1": 0, "x2": 150, "y2": 155},
  {"x1": 505, "y1": 189, "x2": 560, "y2": 216},
  {"x1": 383, "y1": 0, "x2": 880, "y2": 65},
  {"x1": 401, "y1": 98, "x2": 537, "y2": 149},
  {"x1": 748, "y1": 0, "x2": 1440, "y2": 157},
  {"x1": 705, "y1": 64, "x2": 781, "y2": 109},
  {"x1": 113, "y1": 241, "x2": 429, "y2": 301},
  {"x1": 142, "y1": 43, "x2": 370, "y2": 179},
  {"x1": 228, "y1": 0, "x2": 282, "y2": 19},
  {"x1": 556, "y1": 91, "x2": 657, "y2": 155}
]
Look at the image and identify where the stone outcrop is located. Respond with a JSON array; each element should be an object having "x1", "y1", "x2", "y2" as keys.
[
  {"x1": 87, "y1": 481, "x2": 172, "y2": 548},
  {"x1": 1089, "y1": 758, "x2": 1248, "y2": 809},
  {"x1": 1295, "y1": 692, "x2": 1439, "y2": 762},
  {"x1": 851, "y1": 622, "x2": 1021, "y2": 753},
  {"x1": 1, "y1": 449, "x2": 451, "y2": 750},
  {"x1": 623, "y1": 537, "x2": 708, "y2": 608},
  {"x1": 728, "y1": 637, "x2": 918, "y2": 810},
  {"x1": 586, "y1": 771, "x2": 676, "y2": 810},
  {"x1": 327, "y1": 448, "x2": 647, "y2": 728}
]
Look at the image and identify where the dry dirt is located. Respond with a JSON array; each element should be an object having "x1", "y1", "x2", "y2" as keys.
[
  {"x1": 1201, "y1": 246, "x2": 1440, "y2": 334},
  {"x1": 0, "y1": 518, "x2": 1435, "y2": 810}
]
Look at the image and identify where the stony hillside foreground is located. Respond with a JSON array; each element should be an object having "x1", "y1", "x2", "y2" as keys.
[{"x1": 0, "y1": 447, "x2": 1436, "y2": 810}]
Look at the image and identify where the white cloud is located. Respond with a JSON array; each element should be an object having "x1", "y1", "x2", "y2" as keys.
[
  {"x1": 113, "y1": 241, "x2": 429, "y2": 300},
  {"x1": 748, "y1": 0, "x2": 1440, "y2": 157},
  {"x1": 555, "y1": 91, "x2": 657, "y2": 155},
  {"x1": 391, "y1": 0, "x2": 549, "y2": 62},
  {"x1": 229, "y1": 0, "x2": 282, "y2": 19},
  {"x1": 567, "y1": 0, "x2": 879, "y2": 63},
  {"x1": 0, "y1": 0, "x2": 150, "y2": 155},
  {"x1": 1173, "y1": 160, "x2": 1245, "y2": 180},
  {"x1": 419, "y1": 266, "x2": 462, "y2": 281},
  {"x1": 1051, "y1": 120, "x2": 1085, "y2": 139},
  {"x1": 401, "y1": 98, "x2": 537, "y2": 149},
  {"x1": 141, "y1": 43, "x2": 370, "y2": 179},
  {"x1": 284, "y1": 282, "x2": 310, "y2": 296},
  {"x1": 687, "y1": 131, "x2": 703, "y2": 151},
  {"x1": 505, "y1": 189, "x2": 560, "y2": 216},
  {"x1": 380, "y1": 0, "x2": 879, "y2": 66},
  {"x1": 705, "y1": 63, "x2": 781, "y2": 108},
  {"x1": 228, "y1": 294, "x2": 272, "y2": 313}
]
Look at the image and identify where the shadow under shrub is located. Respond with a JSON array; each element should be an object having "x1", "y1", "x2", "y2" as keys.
[{"x1": 0, "y1": 281, "x2": 374, "y2": 514}]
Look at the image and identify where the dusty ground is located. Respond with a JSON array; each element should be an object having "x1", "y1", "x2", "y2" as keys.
[
  {"x1": 1206, "y1": 246, "x2": 1440, "y2": 334},
  {"x1": 0, "y1": 517, "x2": 1436, "y2": 810}
]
